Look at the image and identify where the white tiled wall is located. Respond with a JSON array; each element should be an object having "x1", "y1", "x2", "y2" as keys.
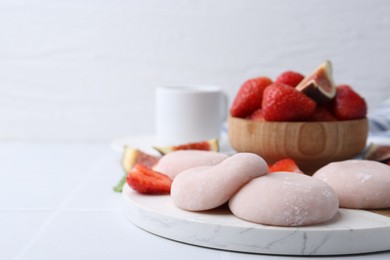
[{"x1": 1, "y1": 0, "x2": 389, "y2": 141}]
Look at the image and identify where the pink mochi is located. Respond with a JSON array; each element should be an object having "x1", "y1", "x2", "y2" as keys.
[
  {"x1": 229, "y1": 172, "x2": 339, "y2": 227},
  {"x1": 171, "y1": 153, "x2": 268, "y2": 211},
  {"x1": 313, "y1": 160, "x2": 390, "y2": 209},
  {"x1": 153, "y1": 150, "x2": 229, "y2": 180}
]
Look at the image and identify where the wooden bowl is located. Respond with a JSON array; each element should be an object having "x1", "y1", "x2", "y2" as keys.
[{"x1": 228, "y1": 117, "x2": 368, "y2": 174}]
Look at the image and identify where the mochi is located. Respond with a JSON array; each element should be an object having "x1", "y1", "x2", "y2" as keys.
[
  {"x1": 153, "y1": 150, "x2": 229, "y2": 180},
  {"x1": 171, "y1": 153, "x2": 268, "y2": 211},
  {"x1": 313, "y1": 160, "x2": 390, "y2": 209},
  {"x1": 229, "y1": 172, "x2": 339, "y2": 227}
]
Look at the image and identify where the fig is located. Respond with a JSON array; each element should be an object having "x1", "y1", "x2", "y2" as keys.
[
  {"x1": 363, "y1": 143, "x2": 390, "y2": 163},
  {"x1": 114, "y1": 147, "x2": 160, "y2": 192},
  {"x1": 153, "y1": 138, "x2": 219, "y2": 155},
  {"x1": 121, "y1": 146, "x2": 160, "y2": 173},
  {"x1": 296, "y1": 61, "x2": 336, "y2": 104}
]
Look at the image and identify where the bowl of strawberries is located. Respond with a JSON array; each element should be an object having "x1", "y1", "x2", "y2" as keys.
[{"x1": 228, "y1": 61, "x2": 368, "y2": 174}]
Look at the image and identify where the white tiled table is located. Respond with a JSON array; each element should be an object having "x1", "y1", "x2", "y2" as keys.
[{"x1": 1, "y1": 141, "x2": 390, "y2": 260}]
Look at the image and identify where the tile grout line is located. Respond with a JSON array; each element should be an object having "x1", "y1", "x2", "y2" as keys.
[{"x1": 14, "y1": 150, "x2": 109, "y2": 260}]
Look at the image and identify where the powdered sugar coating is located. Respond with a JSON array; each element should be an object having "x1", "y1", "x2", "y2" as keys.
[
  {"x1": 153, "y1": 150, "x2": 229, "y2": 180},
  {"x1": 313, "y1": 160, "x2": 390, "y2": 209},
  {"x1": 228, "y1": 172, "x2": 339, "y2": 227},
  {"x1": 171, "y1": 153, "x2": 268, "y2": 211}
]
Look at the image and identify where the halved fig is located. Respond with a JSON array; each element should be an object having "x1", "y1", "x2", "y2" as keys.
[
  {"x1": 121, "y1": 146, "x2": 160, "y2": 173},
  {"x1": 153, "y1": 138, "x2": 219, "y2": 155},
  {"x1": 296, "y1": 61, "x2": 336, "y2": 104},
  {"x1": 363, "y1": 143, "x2": 390, "y2": 163},
  {"x1": 114, "y1": 147, "x2": 160, "y2": 192}
]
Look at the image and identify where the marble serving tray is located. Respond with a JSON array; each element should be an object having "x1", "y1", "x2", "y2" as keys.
[{"x1": 122, "y1": 184, "x2": 390, "y2": 256}]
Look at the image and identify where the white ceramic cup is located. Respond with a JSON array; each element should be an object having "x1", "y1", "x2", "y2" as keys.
[{"x1": 155, "y1": 85, "x2": 227, "y2": 145}]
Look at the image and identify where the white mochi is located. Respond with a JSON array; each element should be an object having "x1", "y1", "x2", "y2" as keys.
[
  {"x1": 153, "y1": 150, "x2": 229, "y2": 180},
  {"x1": 313, "y1": 160, "x2": 390, "y2": 209},
  {"x1": 229, "y1": 172, "x2": 339, "y2": 227},
  {"x1": 171, "y1": 153, "x2": 268, "y2": 211}
]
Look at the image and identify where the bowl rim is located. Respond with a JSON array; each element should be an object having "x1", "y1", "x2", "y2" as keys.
[{"x1": 228, "y1": 116, "x2": 368, "y2": 125}]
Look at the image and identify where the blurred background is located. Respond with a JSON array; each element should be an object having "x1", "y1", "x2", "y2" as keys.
[{"x1": 1, "y1": 0, "x2": 389, "y2": 142}]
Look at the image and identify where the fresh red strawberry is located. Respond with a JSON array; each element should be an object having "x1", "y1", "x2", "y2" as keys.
[
  {"x1": 262, "y1": 83, "x2": 316, "y2": 121},
  {"x1": 230, "y1": 77, "x2": 273, "y2": 118},
  {"x1": 127, "y1": 163, "x2": 172, "y2": 194},
  {"x1": 331, "y1": 85, "x2": 367, "y2": 120},
  {"x1": 114, "y1": 147, "x2": 161, "y2": 192},
  {"x1": 247, "y1": 109, "x2": 265, "y2": 121},
  {"x1": 308, "y1": 106, "x2": 337, "y2": 122},
  {"x1": 275, "y1": 71, "x2": 305, "y2": 87},
  {"x1": 268, "y1": 158, "x2": 303, "y2": 174}
]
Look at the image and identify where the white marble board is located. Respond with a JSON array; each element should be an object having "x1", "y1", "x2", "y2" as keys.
[{"x1": 122, "y1": 184, "x2": 390, "y2": 256}]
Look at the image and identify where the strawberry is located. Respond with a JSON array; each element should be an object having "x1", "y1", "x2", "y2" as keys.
[
  {"x1": 275, "y1": 71, "x2": 305, "y2": 87},
  {"x1": 308, "y1": 106, "x2": 337, "y2": 122},
  {"x1": 262, "y1": 83, "x2": 316, "y2": 121},
  {"x1": 230, "y1": 77, "x2": 273, "y2": 118},
  {"x1": 331, "y1": 85, "x2": 367, "y2": 120},
  {"x1": 268, "y1": 158, "x2": 303, "y2": 174},
  {"x1": 126, "y1": 163, "x2": 172, "y2": 194},
  {"x1": 114, "y1": 147, "x2": 161, "y2": 192},
  {"x1": 247, "y1": 109, "x2": 265, "y2": 121}
]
